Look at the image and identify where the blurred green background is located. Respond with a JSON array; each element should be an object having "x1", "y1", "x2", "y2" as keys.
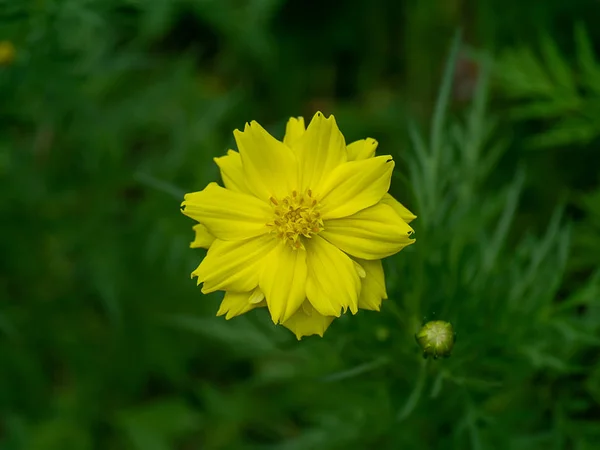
[{"x1": 2, "y1": 1, "x2": 600, "y2": 449}]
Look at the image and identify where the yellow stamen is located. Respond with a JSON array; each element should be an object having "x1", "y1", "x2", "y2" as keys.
[{"x1": 267, "y1": 189, "x2": 323, "y2": 249}]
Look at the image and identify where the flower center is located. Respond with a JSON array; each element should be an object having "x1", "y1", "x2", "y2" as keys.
[{"x1": 267, "y1": 189, "x2": 323, "y2": 249}]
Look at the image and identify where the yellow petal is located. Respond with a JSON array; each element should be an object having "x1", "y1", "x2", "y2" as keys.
[
  {"x1": 319, "y1": 156, "x2": 394, "y2": 220},
  {"x1": 305, "y1": 235, "x2": 360, "y2": 316},
  {"x1": 233, "y1": 121, "x2": 298, "y2": 201},
  {"x1": 193, "y1": 235, "x2": 276, "y2": 293},
  {"x1": 249, "y1": 289, "x2": 265, "y2": 304},
  {"x1": 217, "y1": 288, "x2": 265, "y2": 320},
  {"x1": 356, "y1": 259, "x2": 387, "y2": 311},
  {"x1": 321, "y1": 202, "x2": 415, "y2": 259},
  {"x1": 294, "y1": 112, "x2": 347, "y2": 192},
  {"x1": 182, "y1": 182, "x2": 271, "y2": 241},
  {"x1": 381, "y1": 193, "x2": 417, "y2": 224},
  {"x1": 282, "y1": 300, "x2": 335, "y2": 340},
  {"x1": 190, "y1": 224, "x2": 215, "y2": 249},
  {"x1": 347, "y1": 138, "x2": 378, "y2": 161},
  {"x1": 259, "y1": 242, "x2": 308, "y2": 324},
  {"x1": 283, "y1": 116, "x2": 305, "y2": 148},
  {"x1": 213, "y1": 150, "x2": 250, "y2": 194},
  {"x1": 353, "y1": 260, "x2": 366, "y2": 278}
]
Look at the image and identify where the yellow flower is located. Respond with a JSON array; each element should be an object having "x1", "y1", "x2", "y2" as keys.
[{"x1": 182, "y1": 112, "x2": 416, "y2": 339}]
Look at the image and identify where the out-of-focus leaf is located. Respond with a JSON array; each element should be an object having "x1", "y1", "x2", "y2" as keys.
[{"x1": 115, "y1": 398, "x2": 200, "y2": 450}]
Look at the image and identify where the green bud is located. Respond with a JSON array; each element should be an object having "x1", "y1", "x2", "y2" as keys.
[{"x1": 415, "y1": 320, "x2": 455, "y2": 359}]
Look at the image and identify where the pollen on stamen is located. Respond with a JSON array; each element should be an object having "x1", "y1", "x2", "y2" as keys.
[{"x1": 266, "y1": 189, "x2": 323, "y2": 249}]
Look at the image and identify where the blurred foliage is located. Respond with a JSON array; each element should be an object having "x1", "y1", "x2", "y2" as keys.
[
  {"x1": 497, "y1": 24, "x2": 600, "y2": 149},
  {"x1": 494, "y1": 22, "x2": 600, "y2": 281},
  {"x1": 1, "y1": 1, "x2": 600, "y2": 449}
]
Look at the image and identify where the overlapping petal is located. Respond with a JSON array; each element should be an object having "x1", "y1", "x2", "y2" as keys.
[
  {"x1": 217, "y1": 288, "x2": 266, "y2": 320},
  {"x1": 321, "y1": 203, "x2": 414, "y2": 259},
  {"x1": 260, "y1": 242, "x2": 308, "y2": 324},
  {"x1": 305, "y1": 235, "x2": 360, "y2": 316},
  {"x1": 182, "y1": 182, "x2": 271, "y2": 240},
  {"x1": 234, "y1": 121, "x2": 298, "y2": 200},
  {"x1": 294, "y1": 112, "x2": 347, "y2": 192},
  {"x1": 282, "y1": 300, "x2": 335, "y2": 340},
  {"x1": 193, "y1": 235, "x2": 276, "y2": 294},
  {"x1": 356, "y1": 259, "x2": 388, "y2": 311},
  {"x1": 381, "y1": 193, "x2": 417, "y2": 224},
  {"x1": 213, "y1": 150, "x2": 250, "y2": 194},
  {"x1": 190, "y1": 224, "x2": 215, "y2": 249},
  {"x1": 347, "y1": 138, "x2": 378, "y2": 161},
  {"x1": 319, "y1": 156, "x2": 394, "y2": 220}
]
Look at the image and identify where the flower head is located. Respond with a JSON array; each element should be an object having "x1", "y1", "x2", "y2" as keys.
[{"x1": 182, "y1": 112, "x2": 416, "y2": 339}]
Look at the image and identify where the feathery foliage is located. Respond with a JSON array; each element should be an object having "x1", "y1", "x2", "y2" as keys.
[
  {"x1": 1, "y1": 1, "x2": 600, "y2": 449},
  {"x1": 497, "y1": 24, "x2": 600, "y2": 148}
]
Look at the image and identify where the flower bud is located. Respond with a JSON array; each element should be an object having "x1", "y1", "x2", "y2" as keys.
[{"x1": 415, "y1": 320, "x2": 455, "y2": 359}]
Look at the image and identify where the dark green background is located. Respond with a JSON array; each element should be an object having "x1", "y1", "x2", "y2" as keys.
[{"x1": 2, "y1": 1, "x2": 600, "y2": 449}]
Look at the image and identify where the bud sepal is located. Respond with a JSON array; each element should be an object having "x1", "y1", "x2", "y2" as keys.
[{"x1": 415, "y1": 320, "x2": 455, "y2": 359}]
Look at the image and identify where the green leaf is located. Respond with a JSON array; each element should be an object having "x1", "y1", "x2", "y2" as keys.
[
  {"x1": 526, "y1": 117, "x2": 598, "y2": 148},
  {"x1": 540, "y1": 33, "x2": 576, "y2": 93},
  {"x1": 431, "y1": 30, "x2": 462, "y2": 160},
  {"x1": 164, "y1": 313, "x2": 280, "y2": 355},
  {"x1": 510, "y1": 98, "x2": 582, "y2": 121},
  {"x1": 115, "y1": 399, "x2": 200, "y2": 450},
  {"x1": 574, "y1": 22, "x2": 600, "y2": 94}
]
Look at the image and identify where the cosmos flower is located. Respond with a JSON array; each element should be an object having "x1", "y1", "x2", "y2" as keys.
[{"x1": 182, "y1": 112, "x2": 416, "y2": 339}]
